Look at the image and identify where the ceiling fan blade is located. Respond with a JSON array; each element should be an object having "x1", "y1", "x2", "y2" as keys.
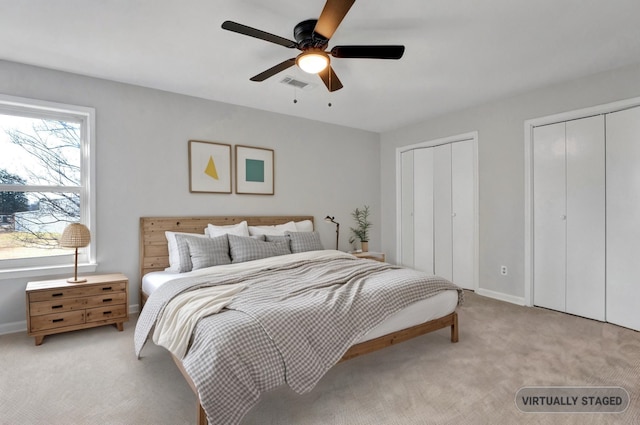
[
  {"x1": 314, "y1": 0, "x2": 356, "y2": 40},
  {"x1": 318, "y1": 65, "x2": 344, "y2": 92},
  {"x1": 331, "y1": 45, "x2": 405, "y2": 59},
  {"x1": 222, "y1": 21, "x2": 297, "y2": 49},
  {"x1": 250, "y1": 58, "x2": 296, "y2": 82}
]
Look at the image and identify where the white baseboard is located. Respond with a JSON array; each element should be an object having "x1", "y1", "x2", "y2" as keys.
[
  {"x1": 476, "y1": 288, "x2": 525, "y2": 306},
  {"x1": 0, "y1": 320, "x2": 27, "y2": 336},
  {"x1": 1, "y1": 304, "x2": 140, "y2": 336}
]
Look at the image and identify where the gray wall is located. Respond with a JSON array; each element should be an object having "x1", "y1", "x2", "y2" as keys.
[
  {"x1": 0, "y1": 60, "x2": 381, "y2": 331},
  {"x1": 4, "y1": 58, "x2": 640, "y2": 330},
  {"x1": 380, "y1": 62, "x2": 640, "y2": 302}
]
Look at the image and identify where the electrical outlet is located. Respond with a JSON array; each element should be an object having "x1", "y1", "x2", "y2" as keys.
[{"x1": 500, "y1": 266, "x2": 508, "y2": 276}]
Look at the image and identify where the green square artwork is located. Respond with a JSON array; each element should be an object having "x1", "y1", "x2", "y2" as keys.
[{"x1": 245, "y1": 159, "x2": 265, "y2": 182}]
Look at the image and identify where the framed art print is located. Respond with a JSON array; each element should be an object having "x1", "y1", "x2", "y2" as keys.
[
  {"x1": 188, "y1": 140, "x2": 232, "y2": 193},
  {"x1": 235, "y1": 145, "x2": 274, "y2": 195}
]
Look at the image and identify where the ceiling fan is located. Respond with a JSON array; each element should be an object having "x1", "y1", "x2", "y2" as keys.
[{"x1": 221, "y1": 0, "x2": 405, "y2": 92}]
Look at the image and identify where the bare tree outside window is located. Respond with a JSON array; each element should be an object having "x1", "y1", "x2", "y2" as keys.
[{"x1": 0, "y1": 115, "x2": 82, "y2": 260}]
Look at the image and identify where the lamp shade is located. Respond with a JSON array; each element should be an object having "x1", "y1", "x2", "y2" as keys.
[{"x1": 60, "y1": 223, "x2": 91, "y2": 248}]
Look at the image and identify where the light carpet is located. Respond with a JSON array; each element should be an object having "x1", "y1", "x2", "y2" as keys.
[{"x1": 1, "y1": 291, "x2": 638, "y2": 425}]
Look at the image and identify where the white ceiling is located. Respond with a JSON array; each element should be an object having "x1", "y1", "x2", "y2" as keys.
[{"x1": 2, "y1": 0, "x2": 640, "y2": 133}]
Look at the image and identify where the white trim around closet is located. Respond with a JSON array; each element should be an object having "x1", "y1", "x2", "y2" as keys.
[{"x1": 524, "y1": 96, "x2": 640, "y2": 307}]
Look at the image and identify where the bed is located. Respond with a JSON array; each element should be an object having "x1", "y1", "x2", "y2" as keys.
[{"x1": 136, "y1": 216, "x2": 462, "y2": 425}]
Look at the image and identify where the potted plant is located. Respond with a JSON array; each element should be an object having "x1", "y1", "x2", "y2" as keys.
[{"x1": 349, "y1": 205, "x2": 372, "y2": 252}]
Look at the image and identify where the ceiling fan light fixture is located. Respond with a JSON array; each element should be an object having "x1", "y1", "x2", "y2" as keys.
[{"x1": 296, "y1": 50, "x2": 329, "y2": 74}]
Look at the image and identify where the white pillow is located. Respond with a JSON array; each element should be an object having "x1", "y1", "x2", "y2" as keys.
[
  {"x1": 207, "y1": 221, "x2": 250, "y2": 238},
  {"x1": 294, "y1": 220, "x2": 314, "y2": 232},
  {"x1": 248, "y1": 221, "x2": 297, "y2": 236},
  {"x1": 165, "y1": 231, "x2": 209, "y2": 272}
]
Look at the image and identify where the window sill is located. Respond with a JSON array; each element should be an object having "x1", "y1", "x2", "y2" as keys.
[{"x1": 0, "y1": 262, "x2": 98, "y2": 281}]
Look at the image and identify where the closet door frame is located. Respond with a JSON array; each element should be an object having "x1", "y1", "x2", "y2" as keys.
[
  {"x1": 395, "y1": 131, "x2": 479, "y2": 291},
  {"x1": 400, "y1": 150, "x2": 415, "y2": 268},
  {"x1": 524, "y1": 96, "x2": 640, "y2": 307}
]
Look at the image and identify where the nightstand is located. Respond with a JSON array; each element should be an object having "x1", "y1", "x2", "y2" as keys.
[
  {"x1": 351, "y1": 251, "x2": 386, "y2": 262},
  {"x1": 26, "y1": 273, "x2": 129, "y2": 346}
]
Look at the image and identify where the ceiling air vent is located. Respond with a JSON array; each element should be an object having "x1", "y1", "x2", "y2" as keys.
[{"x1": 280, "y1": 76, "x2": 315, "y2": 91}]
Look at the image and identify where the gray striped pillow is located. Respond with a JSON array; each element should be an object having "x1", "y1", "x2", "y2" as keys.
[
  {"x1": 285, "y1": 231, "x2": 324, "y2": 253},
  {"x1": 172, "y1": 233, "x2": 210, "y2": 273},
  {"x1": 228, "y1": 234, "x2": 291, "y2": 263},
  {"x1": 185, "y1": 234, "x2": 231, "y2": 270},
  {"x1": 265, "y1": 234, "x2": 288, "y2": 244}
]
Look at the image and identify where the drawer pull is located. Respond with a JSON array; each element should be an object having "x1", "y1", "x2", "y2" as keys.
[
  {"x1": 51, "y1": 305, "x2": 63, "y2": 309},
  {"x1": 52, "y1": 293, "x2": 63, "y2": 297},
  {"x1": 103, "y1": 311, "x2": 112, "y2": 315},
  {"x1": 52, "y1": 318, "x2": 64, "y2": 323},
  {"x1": 102, "y1": 287, "x2": 112, "y2": 291},
  {"x1": 103, "y1": 298, "x2": 113, "y2": 303}
]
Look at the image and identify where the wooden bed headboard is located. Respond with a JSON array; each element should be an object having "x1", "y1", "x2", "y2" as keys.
[{"x1": 139, "y1": 215, "x2": 314, "y2": 278}]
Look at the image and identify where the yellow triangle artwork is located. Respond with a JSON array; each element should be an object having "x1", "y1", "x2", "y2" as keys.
[{"x1": 204, "y1": 155, "x2": 219, "y2": 180}]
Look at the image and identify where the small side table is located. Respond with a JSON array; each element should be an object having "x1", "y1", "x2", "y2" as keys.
[
  {"x1": 351, "y1": 251, "x2": 386, "y2": 262},
  {"x1": 26, "y1": 273, "x2": 129, "y2": 346}
]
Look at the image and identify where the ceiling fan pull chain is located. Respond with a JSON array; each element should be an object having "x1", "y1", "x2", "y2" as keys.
[{"x1": 327, "y1": 72, "x2": 332, "y2": 107}]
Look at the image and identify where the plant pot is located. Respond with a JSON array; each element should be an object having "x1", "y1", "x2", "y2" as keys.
[{"x1": 361, "y1": 241, "x2": 369, "y2": 252}]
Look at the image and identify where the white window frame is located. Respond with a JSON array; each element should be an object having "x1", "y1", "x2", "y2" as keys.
[{"x1": 0, "y1": 94, "x2": 97, "y2": 279}]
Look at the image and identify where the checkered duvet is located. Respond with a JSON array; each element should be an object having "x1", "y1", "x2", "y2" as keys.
[{"x1": 135, "y1": 250, "x2": 462, "y2": 425}]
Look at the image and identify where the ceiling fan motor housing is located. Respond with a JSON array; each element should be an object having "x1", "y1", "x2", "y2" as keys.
[{"x1": 294, "y1": 19, "x2": 328, "y2": 50}]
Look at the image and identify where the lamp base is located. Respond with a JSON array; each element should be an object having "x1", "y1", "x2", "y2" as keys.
[{"x1": 67, "y1": 277, "x2": 87, "y2": 283}]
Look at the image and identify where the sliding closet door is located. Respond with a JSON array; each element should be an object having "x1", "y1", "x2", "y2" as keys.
[
  {"x1": 451, "y1": 140, "x2": 475, "y2": 289},
  {"x1": 413, "y1": 148, "x2": 435, "y2": 273},
  {"x1": 400, "y1": 150, "x2": 415, "y2": 268},
  {"x1": 565, "y1": 116, "x2": 605, "y2": 321},
  {"x1": 606, "y1": 106, "x2": 640, "y2": 331},
  {"x1": 533, "y1": 122, "x2": 566, "y2": 312},
  {"x1": 433, "y1": 144, "x2": 453, "y2": 281}
]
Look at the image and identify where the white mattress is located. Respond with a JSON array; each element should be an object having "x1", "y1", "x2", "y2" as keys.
[
  {"x1": 142, "y1": 270, "x2": 458, "y2": 344},
  {"x1": 142, "y1": 270, "x2": 181, "y2": 295}
]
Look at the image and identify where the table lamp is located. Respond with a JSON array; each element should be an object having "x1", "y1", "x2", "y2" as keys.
[{"x1": 60, "y1": 223, "x2": 91, "y2": 283}]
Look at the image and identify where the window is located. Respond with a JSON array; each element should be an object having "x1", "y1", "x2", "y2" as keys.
[{"x1": 0, "y1": 94, "x2": 95, "y2": 276}]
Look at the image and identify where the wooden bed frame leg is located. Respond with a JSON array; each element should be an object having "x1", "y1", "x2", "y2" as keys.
[
  {"x1": 197, "y1": 402, "x2": 207, "y2": 425},
  {"x1": 451, "y1": 311, "x2": 459, "y2": 343}
]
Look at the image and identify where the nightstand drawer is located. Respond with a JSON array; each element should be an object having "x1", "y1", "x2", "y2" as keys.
[
  {"x1": 85, "y1": 305, "x2": 127, "y2": 323},
  {"x1": 30, "y1": 298, "x2": 88, "y2": 316},
  {"x1": 85, "y1": 292, "x2": 127, "y2": 308},
  {"x1": 30, "y1": 310, "x2": 86, "y2": 332},
  {"x1": 29, "y1": 282, "x2": 126, "y2": 302}
]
